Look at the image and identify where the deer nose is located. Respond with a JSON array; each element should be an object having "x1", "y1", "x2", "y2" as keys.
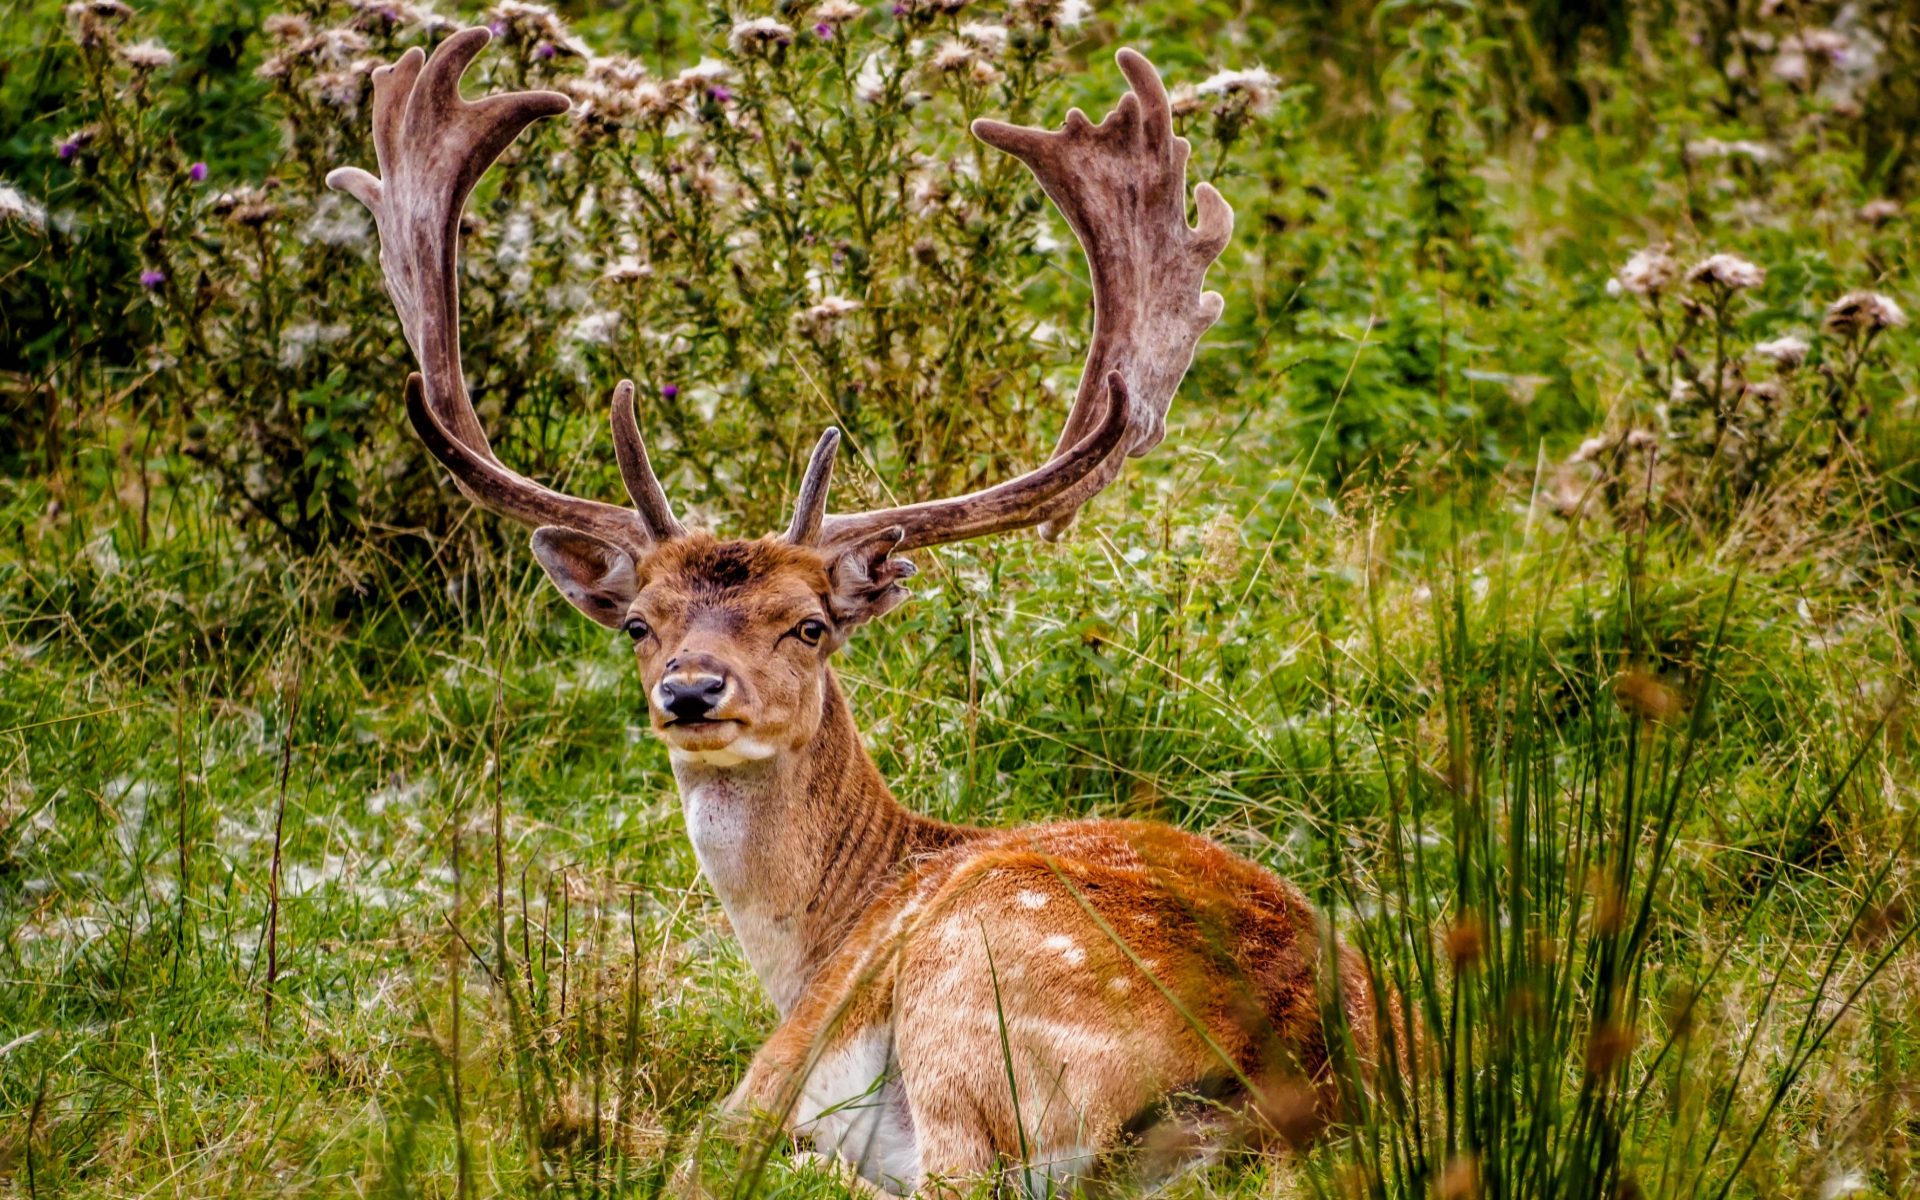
[{"x1": 659, "y1": 674, "x2": 727, "y2": 721}]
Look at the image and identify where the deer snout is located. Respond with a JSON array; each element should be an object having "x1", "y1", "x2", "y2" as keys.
[{"x1": 658, "y1": 656, "x2": 732, "y2": 721}]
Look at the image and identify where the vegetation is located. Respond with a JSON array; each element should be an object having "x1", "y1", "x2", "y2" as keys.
[{"x1": 0, "y1": 0, "x2": 1916, "y2": 1195}]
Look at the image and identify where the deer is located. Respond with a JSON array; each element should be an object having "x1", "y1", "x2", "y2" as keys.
[{"x1": 329, "y1": 28, "x2": 1380, "y2": 1194}]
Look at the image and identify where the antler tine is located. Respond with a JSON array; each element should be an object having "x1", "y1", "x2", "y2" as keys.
[
  {"x1": 783, "y1": 429, "x2": 842, "y2": 546},
  {"x1": 815, "y1": 49, "x2": 1233, "y2": 554},
  {"x1": 611, "y1": 380, "x2": 686, "y2": 540},
  {"x1": 328, "y1": 29, "x2": 679, "y2": 553}
]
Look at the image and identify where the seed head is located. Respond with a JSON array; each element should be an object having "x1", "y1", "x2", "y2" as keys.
[
  {"x1": 729, "y1": 17, "x2": 795, "y2": 55},
  {"x1": 1751, "y1": 334, "x2": 1809, "y2": 368},
  {"x1": 1823, "y1": 290, "x2": 1906, "y2": 337},
  {"x1": 1612, "y1": 247, "x2": 1679, "y2": 298},
  {"x1": 1686, "y1": 253, "x2": 1765, "y2": 291}
]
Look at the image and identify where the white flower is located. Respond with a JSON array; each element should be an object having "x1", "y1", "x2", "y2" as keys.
[
  {"x1": 1196, "y1": 65, "x2": 1279, "y2": 111},
  {"x1": 603, "y1": 256, "x2": 652, "y2": 283},
  {"x1": 118, "y1": 40, "x2": 175, "y2": 69},
  {"x1": 678, "y1": 57, "x2": 733, "y2": 85},
  {"x1": 1859, "y1": 197, "x2": 1901, "y2": 223},
  {"x1": 278, "y1": 322, "x2": 350, "y2": 369},
  {"x1": 568, "y1": 310, "x2": 622, "y2": 345},
  {"x1": 1686, "y1": 253, "x2": 1766, "y2": 291},
  {"x1": 1771, "y1": 49, "x2": 1809, "y2": 84},
  {"x1": 1823, "y1": 290, "x2": 1906, "y2": 336},
  {"x1": 484, "y1": 0, "x2": 570, "y2": 43},
  {"x1": 958, "y1": 22, "x2": 1008, "y2": 52},
  {"x1": 729, "y1": 17, "x2": 794, "y2": 54},
  {"x1": 0, "y1": 181, "x2": 47, "y2": 230},
  {"x1": 1569, "y1": 434, "x2": 1610, "y2": 463},
  {"x1": 1820, "y1": 1169, "x2": 1870, "y2": 1200},
  {"x1": 1751, "y1": 335, "x2": 1810, "y2": 367},
  {"x1": 926, "y1": 39, "x2": 976, "y2": 73},
  {"x1": 1054, "y1": 0, "x2": 1089, "y2": 30},
  {"x1": 1685, "y1": 137, "x2": 1774, "y2": 164},
  {"x1": 1614, "y1": 247, "x2": 1680, "y2": 297},
  {"x1": 815, "y1": 0, "x2": 865, "y2": 20},
  {"x1": 853, "y1": 50, "x2": 890, "y2": 103},
  {"x1": 794, "y1": 296, "x2": 863, "y2": 337}
]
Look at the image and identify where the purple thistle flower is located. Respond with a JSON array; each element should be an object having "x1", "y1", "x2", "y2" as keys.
[
  {"x1": 189, "y1": 161, "x2": 208, "y2": 182},
  {"x1": 892, "y1": 3, "x2": 907, "y2": 15},
  {"x1": 140, "y1": 269, "x2": 167, "y2": 288},
  {"x1": 57, "y1": 140, "x2": 79, "y2": 161},
  {"x1": 660, "y1": 384, "x2": 680, "y2": 400},
  {"x1": 488, "y1": 20, "x2": 507, "y2": 37},
  {"x1": 708, "y1": 86, "x2": 733, "y2": 103},
  {"x1": 814, "y1": 22, "x2": 833, "y2": 39},
  {"x1": 534, "y1": 41, "x2": 556, "y2": 59}
]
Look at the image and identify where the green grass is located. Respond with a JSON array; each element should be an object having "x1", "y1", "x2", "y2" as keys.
[{"x1": 1, "y1": 443, "x2": 1915, "y2": 1195}]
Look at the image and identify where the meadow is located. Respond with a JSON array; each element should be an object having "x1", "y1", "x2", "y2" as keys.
[{"x1": 1, "y1": 0, "x2": 1917, "y2": 1194}]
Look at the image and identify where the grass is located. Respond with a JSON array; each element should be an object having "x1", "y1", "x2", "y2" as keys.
[{"x1": 1, "y1": 426, "x2": 1916, "y2": 1195}]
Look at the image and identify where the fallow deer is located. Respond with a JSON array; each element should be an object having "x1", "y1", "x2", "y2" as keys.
[{"x1": 329, "y1": 30, "x2": 1378, "y2": 1193}]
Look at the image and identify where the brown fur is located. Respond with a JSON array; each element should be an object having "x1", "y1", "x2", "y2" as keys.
[{"x1": 613, "y1": 532, "x2": 1376, "y2": 1192}]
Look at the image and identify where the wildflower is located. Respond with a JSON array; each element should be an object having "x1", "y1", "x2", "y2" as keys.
[
  {"x1": 660, "y1": 384, "x2": 680, "y2": 399},
  {"x1": 1054, "y1": 0, "x2": 1089, "y2": 29},
  {"x1": 0, "y1": 182, "x2": 47, "y2": 230},
  {"x1": 729, "y1": 17, "x2": 795, "y2": 55},
  {"x1": 1820, "y1": 1170, "x2": 1871, "y2": 1200},
  {"x1": 604, "y1": 257, "x2": 651, "y2": 283},
  {"x1": 534, "y1": 42, "x2": 556, "y2": 59},
  {"x1": 1611, "y1": 247, "x2": 1679, "y2": 297},
  {"x1": 813, "y1": 22, "x2": 833, "y2": 39},
  {"x1": 1686, "y1": 253, "x2": 1765, "y2": 291},
  {"x1": 76, "y1": 0, "x2": 133, "y2": 15},
  {"x1": 263, "y1": 12, "x2": 312, "y2": 41},
  {"x1": 1195, "y1": 65, "x2": 1279, "y2": 112},
  {"x1": 1823, "y1": 290, "x2": 1907, "y2": 337},
  {"x1": 1168, "y1": 84, "x2": 1203, "y2": 118},
  {"x1": 678, "y1": 57, "x2": 732, "y2": 86},
  {"x1": 1751, "y1": 334, "x2": 1810, "y2": 368},
  {"x1": 853, "y1": 50, "x2": 890, "y2": 102},
  {"x1": 568, "y1": 310, "x2": 622, "y2": 345},
  {"x1": 1569, "y1": 433, "x2": 1610, "y2": 464},
  {"x1": 1684, "y1": 137, "x2": 1774, "y2": 164},
  {"x1": 794, "y1": 296, "x2": 863, "y2": 338},
  {"x1": 483, "y1": 0, "x2": 569, "y2": 44},
  {"x1": 815, "y1": 0, "x2": 865, "y2": 22},
  {"x1": 958, "y1": 21, "x2": 1008, "y2": 53},
  {"x1": 118, "y1": 39, "x2": 174, "y2": 69},
  {"x1": 1858, "y1": 197, "x2": 1902, "y2": 223},
  {"x1": 139, "y1": 269, "x2": 167, "y2": 288},
  {"x1": 278, "y1": 322, "x2": 349, "y2": 368},
  {"x1": 927, "y1": 39, "x2": 976, "y2": 73},
  {"x1": 54, "y1": 128, "x2": 96, "y2": 160}
]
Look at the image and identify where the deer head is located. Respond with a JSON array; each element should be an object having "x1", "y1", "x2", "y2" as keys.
[{"x1": 328, "y1": 29, "x2": 1232, "y2": 769}]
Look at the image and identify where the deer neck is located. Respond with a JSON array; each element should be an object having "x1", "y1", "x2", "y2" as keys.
[{"x1": 669, "y1": 668, "x2": 957, "y2": 1015}]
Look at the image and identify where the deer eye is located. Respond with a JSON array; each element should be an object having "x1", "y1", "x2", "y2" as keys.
[
  {"x1": 795, "y1": 619, "x2": 828, "y2": 646},
  {"x1": 623, "y1": 617, "x2": 651, "y2": 642}
]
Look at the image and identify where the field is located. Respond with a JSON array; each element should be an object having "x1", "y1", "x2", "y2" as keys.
[{"x1": 1, "y1": 0, "x2": 1918, "y2": 1195}]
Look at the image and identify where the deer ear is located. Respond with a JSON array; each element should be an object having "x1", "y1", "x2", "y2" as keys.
[
  {"x1": 531, "y1": 527, "x2": 638, "y2": 629},
  {"x1": 825, "y1": 526, "x2": 917, "y2": 633}
]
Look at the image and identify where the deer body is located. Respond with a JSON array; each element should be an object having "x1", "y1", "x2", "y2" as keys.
[{"x1": 330, "y1": 34, "x2": 1376, "y2": 1193}]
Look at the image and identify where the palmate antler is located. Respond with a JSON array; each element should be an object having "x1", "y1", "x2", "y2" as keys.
[{"x1": 329, "y1": 32, "x2": 1231, "y2": 559}]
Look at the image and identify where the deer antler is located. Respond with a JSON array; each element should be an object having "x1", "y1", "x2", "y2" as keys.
[
  {"x1": 804, "y1": 48, "x2": 1233, "y2": 552},
  {"x1": 326, "y1": 28, "x2": 684, "y2": 554}
]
